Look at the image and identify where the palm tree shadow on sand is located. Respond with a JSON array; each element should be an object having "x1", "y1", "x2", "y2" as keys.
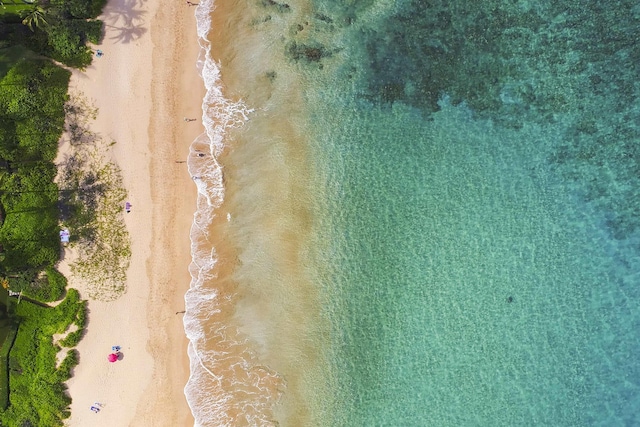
[{"x1": 101, "y1": 0, "x2": 148, "y2": 44}]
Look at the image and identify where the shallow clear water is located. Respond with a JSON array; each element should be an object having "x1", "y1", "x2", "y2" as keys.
[
  {"x1": 185, "y1": 0, "x2": 640, "y2": 425},
  {"x1": 311, "y1": 98, "x2": 640, "y2": 425}
]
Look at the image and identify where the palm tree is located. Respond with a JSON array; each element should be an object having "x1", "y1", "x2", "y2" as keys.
[{"x1": 20, "y1": 6, "x2": 48, "y2": 32}]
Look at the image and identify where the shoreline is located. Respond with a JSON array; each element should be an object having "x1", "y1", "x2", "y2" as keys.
[
  {"x1": 59, "y1": 0, "x2": 201, "y2": 425},
  {"x1": 181, "y1": 0, "x2": 335, "y2": 423}
]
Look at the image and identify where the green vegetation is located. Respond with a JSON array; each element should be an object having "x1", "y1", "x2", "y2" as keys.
[
  {"x1": 0, "y1": 60, "x2": 69, "y2": 278},
  {"x1": 73, "y1": 297, "x2": 86, "y2": 329},
  {"x1": 0, "y1": 319, "x2": 17, "y2": 410},
  {"x1": 0, "y1": 45, "x2": 41, "y2": 78},
  {"x1": 0, "y1": 0, "x2": 105, "y2": 69},
  {"x1": 20, "y1": 6, "x2": 48, "y2": 32},
  {"x1": 0, "y1": 289, "x2": 84, "y2": 426},
  {"x1": 0, "y1": 58, "x2": 78, "y2": 425},
  {"x1": 0, "y1": 0, "x2": 110, "y2": 423},
  {"x1": 58, "y1": 328, "x2": 82, "y2": 347},
  {"x1": 0, "y1": 0, "x2": 30, "y2": 18}
]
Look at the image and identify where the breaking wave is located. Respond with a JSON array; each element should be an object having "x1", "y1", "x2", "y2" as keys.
[{"x1": 183, "y1": 1, "x2": 281, "y2": 425}]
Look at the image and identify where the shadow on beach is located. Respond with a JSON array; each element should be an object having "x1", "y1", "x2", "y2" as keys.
[{"x1": 101, "y1": 0, "x2": 148, "y2": 44}]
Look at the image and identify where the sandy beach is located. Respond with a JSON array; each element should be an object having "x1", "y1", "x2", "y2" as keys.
[{"x1": 58, "y1": 0, "x2": 201, "y2": 425}]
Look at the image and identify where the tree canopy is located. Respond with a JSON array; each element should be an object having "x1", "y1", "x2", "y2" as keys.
[
  {"x1": 0, "y1": 0, "x2": 106, "y2": 424},
  {"x1": 1, "y1": 0, "x2": 105, "y2": 69}
]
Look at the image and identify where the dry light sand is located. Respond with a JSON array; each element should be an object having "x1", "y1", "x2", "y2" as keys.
[{"x1": 58, "y1": 0, "x2": 202, "y2": 425}]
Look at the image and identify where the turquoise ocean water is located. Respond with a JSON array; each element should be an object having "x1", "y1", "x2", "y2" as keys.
[{"x1": 185, "y1": 0, "x2": 640, "y2": 425}]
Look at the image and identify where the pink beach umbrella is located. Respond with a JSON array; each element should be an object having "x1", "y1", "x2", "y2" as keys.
[{"x1": 108, "y1": 353, "x2": 118, "y2": 363}]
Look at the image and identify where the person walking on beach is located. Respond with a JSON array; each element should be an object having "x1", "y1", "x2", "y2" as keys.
[{"x1": 184, "y1": 117, "x2": 196, "y2": 122}]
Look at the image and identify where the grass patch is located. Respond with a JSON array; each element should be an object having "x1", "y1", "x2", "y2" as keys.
[
  {"x1": 0, "y1": 1, "x2": 31, "y2": 17},
  {"x1": 66, "y1": 154, "x2": 130, "y2": 301},
  {"x1": 58, "y1": 94, "x2": 131, "y2": 301}
]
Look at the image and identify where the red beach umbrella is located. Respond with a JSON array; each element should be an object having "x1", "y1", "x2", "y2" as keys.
[{"x1": 108, "y1": 353, "x2": 118, "y2": 363}]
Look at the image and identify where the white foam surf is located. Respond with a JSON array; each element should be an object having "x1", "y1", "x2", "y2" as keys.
[{"x1": 183, "y1": 1, "x2": 282, "y2": 425}]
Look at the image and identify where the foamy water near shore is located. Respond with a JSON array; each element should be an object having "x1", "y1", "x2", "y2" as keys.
[{"x1": 183, "y1": 0, "x2": 332, "y2": 424}]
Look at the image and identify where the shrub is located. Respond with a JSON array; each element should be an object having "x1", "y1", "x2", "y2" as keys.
[
  {"x1": 83, "y1": 20, "x2": 103, "y2": 44},
  {"x1": 45, "y1": 23, "x2": 92, "y2": 69},
  {"x1": 64, "y1": 0, "x2": 107, "y2": 19},
  {"x1": 74, "y1": 300, "x2": 87, "y2": 329},
  {"x1": 17, "y1": 268, "x2": 67, "y2": 302},
  {"x1": 56, "y1": 349, "x2": 78, "y2": 380},
  {"x1": 43, "y1": 268, "x2": 66, "y2": 302},
  {"x1": 59, "y1": 329, "x2": 82, "y2": 348},
  {"x1": 6, "y1": 266, "x2": 67, "y2": 303},
  {"x1": 0, "y1": 290, "x2": 81, "y2": 426}
]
